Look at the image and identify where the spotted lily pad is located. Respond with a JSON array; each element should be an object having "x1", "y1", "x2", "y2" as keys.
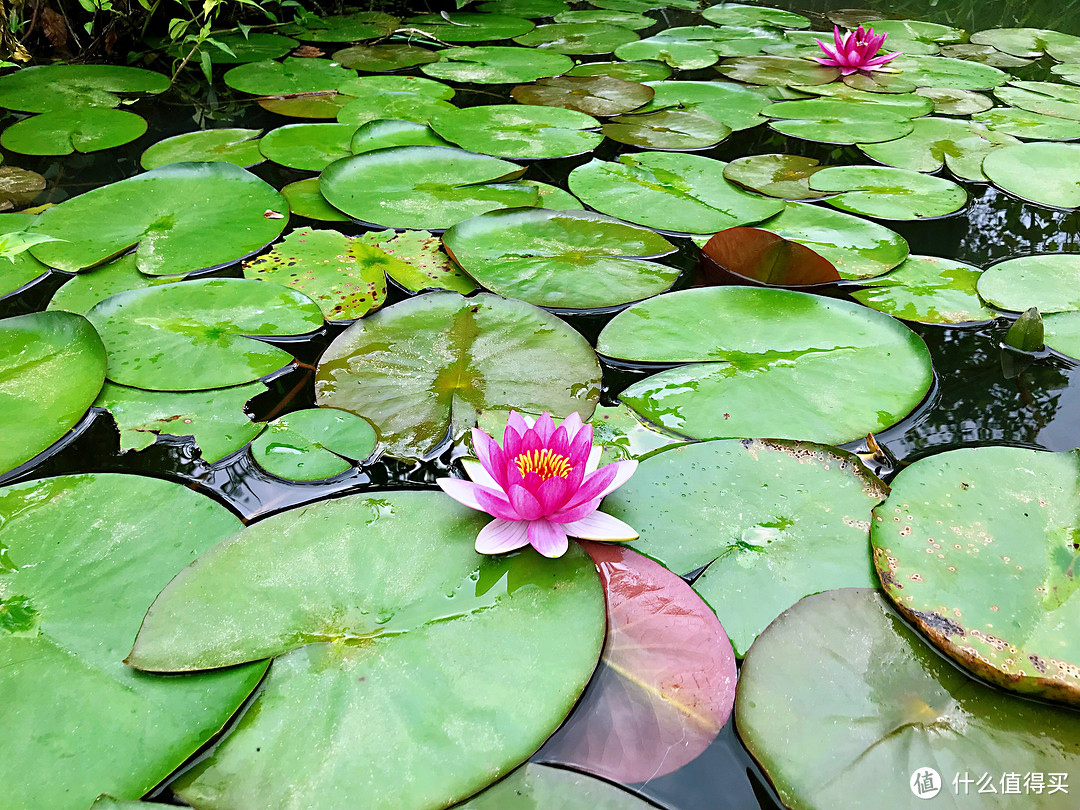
[
  {"x1": 597, "y1": 286, "x2": 933, "y2": 445},
  {"x1": 702, "y1": 3, "x2": 811, "y2": 29},
  {"x1": 510, "y1": 75, "x2": 653, "y2": 116},
  {"x1": 513, "y1": 23, "x2": 639, "y2": 55},
  {"x1": 852, "y1": 255, "x2": 996, "y2": 324},
  {"x1": 716, "y1": 55, "x2": 839, "y2": 86},
  {"x1": 977, "y1": 254, "x2": 1080, "y2": 313},
  {"x1": 0, "y1": 311, "x2": 107, "y2": 476},
  {"x1": 140, "y1": 128, "x2": 264, "y2": 169},
  {"x1": 973, "y1": 106, "x2": 1080, "y2": 141},
  {"x1": 358, "y1": 229, "x2": 477, "y2": 294},
  {"x1": 568, "y1": 151, "x2": 785, "y2": 235},
  {"x1": 442, "y1": 208, "x2": 677, "y2": 309},
  {"x1": 86, "y1": 278, "x2": 323, "y2": 391},
  {"x1": 127, "y1": 492, "x2": 605, "y2": 810},
  {"x1": 258, "y1": 122, "x2": 356, "y2": 170},
  {"x1": 808, "y1": 165, "x2": 967, "y2": 220},
  {"x1": 602, "y1": 439, "x2": 887, "y2": 655},
  {"x1": 332, "y1": 43, "x2": 440, "y2": 72},
  {"x1": 405, "y1": 12, "x2": 535, "y2": 41},
  {"x1": 250, "y1": 407, "x2": 377, "y2": 480},
  {"x1": 223, "y1": 58, "x2": 356, "y2": 95},
  {"x1": 430, "y1": 105, "x2": 602, "y2": 159},
  {"x1": 335, "y1": 86, "x2": 457, "y2": 128},
  {"x1": 983, "y1": 143, "x2": 1080, "y2": 208},
  {"x1": 315, "y1": 292, "x2": 600, "y2": 457},
  {"x1": 282, "y1": 11, "x2": 399, "y2": 42},
  {"x1": 0, "y1": 64, "x2": 169, "y2": 113},
  {"x1": 567, "y1": 60, "x2": 672, "y2": 82},
  {"x1": 47, "y1": 254, "x2": 177, "y2": 314},
  {"x1": 349, "y1": 119, "x2": 451, "y2": 153},
  {"x1": 722, "y1": 154, "x2": 827, "y2": 200},
  {"x1": 0, "y1": 473, "x2": 267, "y2": 810},
  {"x1": 421, "y1": 46, "x2": 574, "y2": 84},
  {"x1": 767, "y1": 99, "x2": 916, "y2": 145},
  {"x1": 858, "y1": 117, "x2": 1020, "y2": 181},
  {"x1": 1, "y1": 108, "x2": 146, "y2": 156},
  {"x1": 872, "y1": 446, "x2": 1080, "y2": 704},
  {"x1": 281, "y1": 177, "x2": 350, "y2": 222},
  {"x1": 939, "y1": 42, "x2": 1035, "y2": 67}
]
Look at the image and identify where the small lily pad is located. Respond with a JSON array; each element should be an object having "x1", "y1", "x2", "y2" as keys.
[
  {"x1": 47, "y1": 254, "x2": 178, "y2": 314},
  {"x1": 259, "y1": 122, "x2": 356, "y2": 170},
  {"x1": 223, "y1": 57, "x2": 356, "y2": 95},
  {"x1": 339, "y1": 75, "x2": 455, "y2": 101},
  {"x1": 281, "y1": 177, "x2": 350, "y2": 222},
  {"x1": 140, "y1": 128, "x2": 264, "y2": 170},
  {"x1": 567, "y1": 60, "x2": 672, "y2": 82},
  {"x1": 250, "y1": 408, "x2": 377, "y2": 480},
  {"x1": 0, "y1": 64, "x2": 169, "y2": 113},
  {"x1": 0, "y1": 167, "x2": 46, "y2": 212},
  {"x1": 332, "y1": 43, "x2": 440, "y2": 72},
  {"x1": 422, "y1": 46, "x2": 573, "y2": 84},
  {"x1": 977, "y1": 254, "x2": 1080, "y2": 313},
  {"x1": 767, "y1": 98, "x2": 916, "y2": 145},
  {"x1": 405, "y1": 12, "x2": 535, "y2": 42},
  {"x1": 429, "y1": 105, "x2": 602, "y2": 159},
  {"x1": 1045, "y1": 311, "x2": 1080, "y2": 358},
  {"x1": 702, "y1": 3, "x2": 811, "y2": 29},
  {"x1": 510, "y1": 75, "x2": 653, "y2": 116},
  {"x1": 983, "y1": 142, "x2": 1080, "y2": 208},
  {"x1": 513, "y1": 22, "x2": 640, "y2": 55},
  {"x1": 258, "y1": 92, "x2": 351, "y2": 119},
  {"x1": 358, "y1": 229, "x2": 477, "y2": 294},
  {"x1": 282, "y1": 11, "x2": 398, "y2": 42},
  {"x1": 722, "y1": 154, "x2": 827, "y2": 200},
  {"x1": 716, "y1": 55, "x2": 839, "y2": 86},
  {"x1": 335, "y1": 87, "x2": 456, "y2": 128},
  {"x1": 973, "y1": 106, "x2": 1080, "y2": 141},
  {"x1": 613, "y1": 37, "x2": 719, "y2": 70},
  {"x1": 857, "y1": 117, "x2": 1020, "y2": 181},
  {"x1": 914, "y1": 86, "x2": 994, "y2": 116},
  {"x1": 1, "y1": 108, "x2": 146, "y2": 156},
  {"x1": 349, "y1": 119, "x2": 451, "y2": 153},
  {"x1": 809, "y1": 165, "x2": 968, "y2": 220},
  {"x1": 852, "y1": 255, "x2": 997, "y2": 324}
]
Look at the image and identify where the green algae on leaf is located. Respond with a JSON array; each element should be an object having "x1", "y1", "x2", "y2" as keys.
[
  {"x1": 852, "y1": 255, "x2": 997, "y2": 324},
  {"x1": 359, "y1": 229, "x2": 477, "y2": 294},
  {"x1": 333, "y1": 43, "x2": 440, "y2": 72},
  {"x1": 140, "y1": 127, "x2": 264, "y2": 170},
  {"x1": 250, "y1": 407, "x2": 377, "y2": 480},
  {"x1": 722, "y1": 154, "x2": 827, "y2": 200},
  {"x1": 974, "y1": 106, "x2": 1080, "y2": 141},
  {"x1": 857, "y1": 117, "x2": 1020, "y2": 181}
]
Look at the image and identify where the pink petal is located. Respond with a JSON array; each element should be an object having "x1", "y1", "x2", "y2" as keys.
[
  {"x1": 815, "y1": 39, "x2": 840, "y2": 60},
  {"x1": 832, "y1": 25, "x2": 844, "y2": 49},
  {"x1": 814, "y1": 55, "x2": 840, "y2": 67},
  {"x1": 476, "y1": 486, "x2": 523, "y2": 520},
  {"x1": 522, "y1": 470, "x2": 545, "y2": 496},
  {"x1": 562, "y1": 510, "x2": 639, "y2": 541},
  {"x1": 584, "y1": 445, "x2": 602, "y2": 475},
  {"x1": 534, "y1": 412, "x2": 556, "y2": 442},
  {"x1": 520, "y1": 426, "x2": 543, "y2": 457},
  {"x1": 548, "y1": 425, "x2": 570, "y2": 459},
  {"x1": 437, "y1": 477, "x2": 486, "y2": 512},
  {"x1": 508, "y1": 484, "x2": 545, "y2": 521},
  {"x1": 471, "y1": 429, "x2": 507, "y2": 490},
  {"x1": 503, "y1": 421, "x2": 523, "y2": 461},
  {"x1": 535, "y1": 475, "x2": 569, "y2": 514},
  {"x1": 528, "y1": 519, "x2": 569, "y2": 558},
  {"x1": 839, "y1": 65, "x2": 860, "y2": 75},
  {"x1": 563, "y1": 460, "x2": 637, "y2": 511},
  {"x1": 568, "y1": 422, "x2": 593, "y2": 468},
  {"x1": 550, "y1": 496, "x2": 602, "y2": 524},
  {"x1": 461, "y1": 458, "x2": 500, "y2": 491},
  {"x1": 560, "y1": 411, "x2": 584, "y2": 443},
  {"x1": 505, "y1": 411, "x2": 530, "y2": 443},
  {"x1": 475, "y1": 519, "x2": 532, "y2": 554}
]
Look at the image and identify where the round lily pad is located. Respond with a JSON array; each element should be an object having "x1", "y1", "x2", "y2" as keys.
[
  {"x1": 332, "y1": 43, "x2": 440, "y2": 72},
  {"x1": 0, "y1": 213, "x2": 49, "y2": 297},
  {"x1": 358, "y1": 229, "x2": 477, "y2": 294},
  {"x1": 702, "y1": 3, "x2": 811, "y2": 29},
  {"x1": 983, "y1": 142, "x2": 1080, "y2": 208},
  {"x1": 568, "y1": 151, "x2": 785, "y2": 235},
  {"x1": 28, "y1": 162, "x2": 288, "y2": 276},
  {"x1": 716, "y1": 55, "x2": 839, "y2": 86},
  {"x1": 0, "y1": 64, "x2": 169, "y2": 113},
  {"x1": 554, "y1": 9, "x2": 654, "y2": 29},
  {"x1": 510, "y1": 75, "x2": 653, "y2": 116},
  {"x1": 258, "y1": 122, "x2": 356, "y2": 170},
  {"x1": 767, "y1": 99, "x2": 916, "y2": 145},
  {"x1": 722, "y1": 154, "x2": 827, "y2": 200},
  {"x1": 243, "y1": 227, "x2": 391, "y2": 320},
  {"x1": 86, "y1": 278, "x2": 324, "y2": 391},
  {"x1": 421, "y1": 46, "x2": 573, "y2": 84},
  {"x1": 315, "y1": 292, "x2": 600, "y2": 457},
  {"x1": 858, "y1": 117, "x2": 1019, "y2": 181},
  {"x1": 460, "y1": 764, "x2": 657, "y2": 808},
  {"x1": 442, "y1": 208, "x2": 677, "y2": 309},
  {"x1": 139, "y1": 127, "x2": 264, "y2": 170},
  {"x1": 405, "y1": 12, "x2": 535, "y2": 41},
  {"x1": 809, "y1": 165, "x2": 968, "y2": 220},
  {"x1": 602, "y1": 439, "x2": 886, "y2": 655},
  {"x1": 978, "y1": 254, "x2": 1080, "y2": 313},
  {"x1": 480, "y1": 0, "x2": 570, "y2": 12},
  {"x1": 0, "y1": 473, "x2": 267, "y2": 810},
  {"x1": 1045, "y1": 311, "x2": 1080, "y2": 358},
  {"x1": 512, "y1": 23, "x2": 639, "y2": 55},
  {"x1": 601, "y1": 109, "x2": 730, "y2": 149},
  {"x1": 0, "y1": 311, "x2": 106, "y2": 476},
  {"x1": 429, "y1": 105, "x2": 601, "y2": 159},
  {"x1": 174, "y1": 32, "x2": 298, "y2": 64},
  {"x1": 567, "y1": 60, "x2": 671, "y2": 82},
  {"x1": 852, "y1": 255, "x2": 996, "y2": 324},
  {"x1": 281, "y1": 177, "x2": 350, "y2": 221},
  {"x1": 597, "y1": 286, "x2": 933, "y2": 446},
  {"x1": 127, "y1": 491, "x2": 605, "y2": 810},
  {"x1": 339, "y1": 74, "x2": 455, "y2": 101},
  {"x1": 250, "y1": 407, "x2": 377, "y2": 480},
  {"x1": 1, "y1": 108, "x2": 146, "y2": 156},
  {"x1": 335, "y1": 87, "x2": 456, "y2": 128},
  {"x1": 872, "y1": 446, "x2": 1080, "y2": 704},
  {"x1": 886, "y1": 54, "x2": 1008, "y2": 90},
  {"x1": 612, "y1": 37, "x2": 718, "y2": 70},
  {"x1": 223, "y1": 57, "x2": 356, "y2": 95},
  {"x1": 737, "y1": 588, "x2": 1080, "y2": 810},
  {"x1": 349, "y1": 118, "x2": 451, "y2": 153},
  {"x1": 319, "y1": 146, "x2": 537, "y2": 230},
  {"x1": 0, "y1": 166, "x2": 46, "y2": 212},
  {"x1": 974, "y1": 106, "x2": 1080, "y2": 141},
  {"x1": 866, "y1": 18, "x2": 965, "y2": 45},
  {"x1": 47, "y1": 254, "x2": 177, "y2": 314},
  {"x1": 283, "y1": 11, "x2": 398, "y2": 42}
]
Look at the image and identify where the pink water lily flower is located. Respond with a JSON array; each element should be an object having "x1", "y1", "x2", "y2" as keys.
[
  {"x1": 438, "y1": 411, "x2": 638, "y2": 559},
  {"x1": 814, "y1": 25, "x2": 900, "y2": 75}
]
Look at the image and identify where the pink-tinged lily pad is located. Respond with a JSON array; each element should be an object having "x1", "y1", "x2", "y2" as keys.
[{"x1": 539, "y1": 542, "x2": 737, "y2": 784}]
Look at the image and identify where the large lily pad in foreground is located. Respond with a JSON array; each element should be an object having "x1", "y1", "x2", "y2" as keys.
[
  {"x1": 872, "y1": 446, "x2": 1080, "y2": 705},
  {"x1": 315, "y1": 292, "x2": 600, "y2": 457},
  {"x1": 597, "y1": 287, "x2": 933, "y2": 445},
  {"x1": 28, "y1": 162, "x2": 287, "y2": 275},
  {"x1": 0, "y1": 473, "x2": 266, "y2": 810},
  {"x1": 127, "y1": 492, "x2": 605, "y2": 810},
  {"x1": 737, "y1": 588, "x2": 1080, "y2": 810},
  {"x1": 0, "y1": 311, "x2": 106, "y2": 476}
]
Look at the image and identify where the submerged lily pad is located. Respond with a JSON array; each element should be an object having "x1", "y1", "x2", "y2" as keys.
[
  {"x1": 634, "y1": 79, "x2": 769, "y2": 131},
  {"x1": 258, "y1": 92, "x2": 351, "y2": 119},
  {"x1": 258, "y1": 122, "x2": 355, "y2": 170},
  {"x1": 597, "y1": 286, "x2": 933, "y2": 445},
  {"x1": 405, "y1": 12, "x2": 534, "y2": 42},
  {"x1": 29, "y1": 162, "x2": 287, "y2": 276},
  {"x1": 333, "y1": 43, "x2": 440, "y2": 72},
  {"x1": 701, "y1": 227, "x2": 840, "y2": 287},
  {"x1": 977, "y1": 254, "x2": 1080, "y2": 313},
  {"x1": 359, "y1": 229, "x2": 477, "y2": 294},
  {"x1": 858, "y1": 117, "x2": 1020, "y2": 181},
  {"x1": 602, "y1": 439, "x2": 887, "y2": 655},
  {"x1": 1, "y1": 108, "x2": 146, "y2": 156},
  {"x1": 140, "y1": 128, "x2": 264, "y2": 169},
  {"x1": 809, "y1": 165, "x2": 967, "y2": 220},
  {"x1": 767, "y1": 98, "x2": 915, "y2": 145},
  {"x1": 737, "y1": 588, "x2": 1080, "y2": 810},
  {"x1": 429, "y1": 105, "x2": 602, "y2": 159},
  {"x1": 315, "y1": 292, "x2": 600, "y2": 457},
  {"x1": 0, "y1": 167, "x2": 46, "y2": 212},
  {"x1": 459, "y1": 763, "x2": 657, "y2": 808},
  {"x1": 442, "y1": 208, "x2": 677, "y2": 309},
  {"x1": 568, "y1": 151, "x2": 785, "y2": 235},
  {"x1": 281, "y1": 177, "x2": 350, "y2": 222},
  {"x1": 421, "y1": 46, "x2": 573, "y2": 84},
  {"x1": 223, "y1": 57, "x2": 355, "y2": 95},
  {"x1": 250, "y1": 408, "x2": 377, "y2": 480},
  {"x1": 510, "y1": 75, "x2": 654, "y2": 116},
  {"x1": 127, "y1": 492, "x2": 605, "y2": 810},
  {"x1": 872, "y1": 446, "x2": 1080, "y2": 704},
  {"x1": 0, "y1": 64, "x2": 169, "y2": 113},
  {"x1": 722, "y1": 154, "x2": 827, "y2": 200},
  {"x1": 852, "y1": 255, "x2": 996, "y2": 324},
  {"x1": 983, "y1": 142, "x2": 1080, "y2": 208},
  {"x1": 0, "y1": 311, "x2": 107, "y2": 476},
  {"x1": 512, "y1": 22, "x2": 640, "y2": 55},
  {"x1": 86, "y1": 278, "x2": 323, "y2": 391}
]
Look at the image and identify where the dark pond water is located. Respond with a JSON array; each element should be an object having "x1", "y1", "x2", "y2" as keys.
[{"x1": 3, "y1": 0, "x2": 1080, "y2": 807}]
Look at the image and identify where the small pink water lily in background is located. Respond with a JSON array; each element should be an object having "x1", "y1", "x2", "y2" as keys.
[
  {"x1": 438, "y1": 411, "x2": 638, "y2": 559},
  {"x1": 814, "y1": 25, "x2": 901, "y2": 75}
]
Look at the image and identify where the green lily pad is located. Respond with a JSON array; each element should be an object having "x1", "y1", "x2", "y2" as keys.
[
  {"x1": 358, "y1": 229, "x2": 477, "y2": 294},
  {"x1": 886, "y1": 54, "x2": 1009, "y2": 90},
  {"x1": 29, "y1": 163, "x2": 287, "y2": 276},
  {"x1": 716, "y1": 55, "x2": 840, "y2": 86},
  {"x1": 243, "y1": 227, "x2": 390, "y2": 321},
  {"x1": 1, "y1": 108, "x2": 146, "y2": 156},
  {"x1": 258, "y1": 92, "x2": 351, "y2": 119},
  {"x1": 0, "y1": 311, "x2": 106, "y2": 476},
  {"x1": 593, "y1": 0, "x2": 698, "y2": 10},
  {"x1": 858, "y1": 117, "x2": 1020, "y2": 181},
  {"x1": 250, "y1": 407, "x2": 377, "y2": 480},
  {"x1": 282, "y1": 11, "x2": 398, "y2": 42},
  {"x1": 258, "y1": 122, "x2": 355, "y2": 170},
  {"x1": 568, "y1": 151, "x2": 785, "y2": 235},
  {"x1": 872, "y1": 446, "x2": 1080, "y2": 704},
  {"x1": 702, "y1": 3, "x2": 811, "y2": 29},
  {"x1": 405, "y1": 12, "x2": 535, "y2": 41},
  {"x1": 567, "y1": 60, "x2": 672, "y2": 82},
  {"x1": 914, "y1": 86, "x2": 994, "y2": 115},
  {"x1": 315, "y1": 292, "x2": 600, "y2": 457},
  {"x1": 601, "y1": 109, "x2": 730, "y2": 149},
  {"x1": 969, "y1": 27, "x2": 1080, "y2": 60},
  {"x1": 127, "y1": 491, "x2": 604, "y2": 810},
  {"x1": 458, "y1": 763, "x2": 658, "y2": 809},
  {"x1": 597, "y1": 286, "x2": 933, "y2": 445},
  {"x1": 429, "y1": 105, "x2": 601, "y2": 159},
  {"x1": 443, "y1": 208, "x2": 677, "y2": 309},
  {"x1": 0, "y1": 64, "x2": 169, "y2": 113},
  {"x1": 320, "y1": 146, "x2": 537, "y2": 230},
  {"x1": 86, "y1": 278, "x2": 323, "y2": 391},
  {"x1": 0, "y1": 213, "x2": 49, "y2": 298},
  {"x1": 174, "y1": 32, "x2": 298, "y2": 64},
  {"x1": 995, "y1": 79, "x2": 1080, "y2": 121},
  {"x1": 978, "y1": 254, "x2": 1080, "y2": 313},
  {"x1": 223, "y1": 57, "x2": 355, "y2": 95},
  {"x1": 983, "y1": 142, "x2": 1080, "y2": 208},
  {"x1": 589, "y1": 404, "x2": 682, "y2": 464},
  {"x1": 634, "y1": 79, "x2": 769, "y2": 131},
  {"x1": 349, "y1": 118, "x2": 451, "y2": 153},
  {"x1": 90, "y1": 798, "x2": 170, "y2": 810},
  {"x1": 0, "y1": 473, "x2": 267, "y2": 810},
  {"x1": 339, "y1": 74, "x2": 456, "y2": 100},
  {"x1": 939, "y1": 42, "x2": 1035, "y2": 67},
  {"x1": 602, "y1": 439, "x2": 886, "y2": 655},
  {"x1": 96, "y1": 380, "x2": 266, "y2": 461},
  {"x1": 554, "y1": 9, "x2": 654, "y2": 29},
  {"x1": 737, "y1": 588, "x2": 1080, "y2": 810},
  {"x1": 281, "y1": 177, "x2": 350, "y2": 221},
  {"x1": 612, "y1": 37, "x2": 719, "y2": 70},
  {"x1": 852, "y1": 255, "x2": 997, "y2": 324},
  {"x1": 841, "y1": 70, "x2": 919, "y2": 94},
  {"x1": 513, "y1": 23, "x2": 639, "y2": 55},
  {"x1": 1052, "y1": 63, "x2": 1080, "y2": 86},
  {"x1": 421, "y1": 46, "x2": 574, "y2": 84},
  {"x1": 787, "y1": 81, "x2": 934, "y2": 114},
  {"x1": 0, "y1": 166, "x2": 46, "y2": 212},
  {"x1": 335, "y1": 87, "x2": 457, "y2": 128},
  {"x1": 140, "y1": 127, "x2": 264, "y2": 170},
  {"x1": 332, "y1": 43, "x2": 440, "y2": 72},
  {"x1": 866, "y1": 18, "x2": 965, "y2": 45},
  {"x1": 973, "y1": 106, "x2": 1080, "y2": 141},
  {"x1": 767, "y1": 98, "x2": 916, "y2": 145},
  {"x1": 510, "y1": 75, "x2": 653, "y2": 116},
  {"x1": 47, "y1": 254, "x2": 177, "y2": 314},
  {"x1": 808, "y1": 165, "x2": 967, "y2": 220},
  {"x1": 479, "y1": 0, "x2": 570, "y2": 14},
  {"x1": 722, "y1": 154, "x2": 827, "y2": 200},
  {"x1": 1045, "y1": 311, "x2": 1080, "y2": 358}
]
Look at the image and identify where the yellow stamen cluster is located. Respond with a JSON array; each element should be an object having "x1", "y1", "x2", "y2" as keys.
[{"x1": 514, "y1": 448, "x2": 572, "y2": 481}]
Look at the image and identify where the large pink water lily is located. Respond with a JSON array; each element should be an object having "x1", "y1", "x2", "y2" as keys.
[
  {"x1": 437, "y1": 411, "x2": 638, "y2": 558},
  {"x1": 814, "y1": 25, "x2": 900, "y2": 75}
]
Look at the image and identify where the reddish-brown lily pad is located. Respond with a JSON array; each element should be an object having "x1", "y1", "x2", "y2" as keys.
[{"x1": 701, "y1": 227, "x2": 841, "y2": 288}]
